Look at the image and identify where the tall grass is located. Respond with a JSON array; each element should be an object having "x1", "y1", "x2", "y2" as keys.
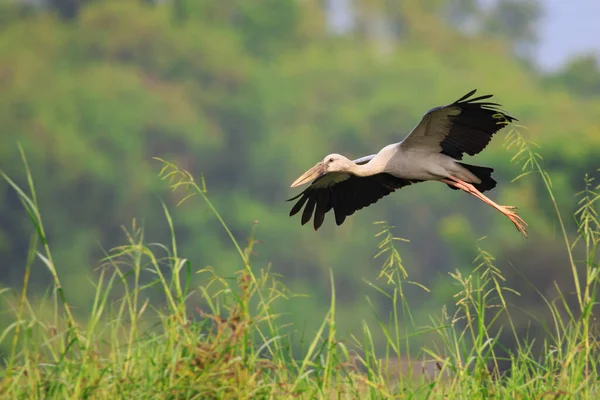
[{"x1": 0, "y1": 124, "x2": 598, "y2": 398}]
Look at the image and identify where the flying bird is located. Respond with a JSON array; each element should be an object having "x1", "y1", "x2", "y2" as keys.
[{"x1": 287, "y1": 89, "x2": 528, "y2": 237}]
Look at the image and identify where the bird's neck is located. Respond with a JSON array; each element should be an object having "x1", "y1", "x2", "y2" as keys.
[{"x1": 350, "y1": 159, "x2": 383, "y2": 177}]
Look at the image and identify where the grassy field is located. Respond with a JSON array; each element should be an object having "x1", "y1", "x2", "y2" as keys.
[{"x1": 0, "y1": 125, "x2": 599, "y2": 399}]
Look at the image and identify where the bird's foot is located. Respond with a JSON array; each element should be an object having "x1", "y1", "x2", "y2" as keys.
[{"x1": 499, "y1": 205, "x2": 528, "y2": 238}]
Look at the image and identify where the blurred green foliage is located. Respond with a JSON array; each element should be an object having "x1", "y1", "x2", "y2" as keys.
[
  {"x1": 544, "y1": 55, "x2": 600, "y2": 98},
  {"x1": 1, "y1": 0, "x2": 599, "y2": 358}
]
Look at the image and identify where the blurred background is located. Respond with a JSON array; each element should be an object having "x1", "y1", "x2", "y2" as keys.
[{"x1": 1, "y1": 0, "x2": 599, "y2": 363}]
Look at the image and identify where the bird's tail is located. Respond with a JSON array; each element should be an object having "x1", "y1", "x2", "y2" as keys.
[{"x1": 455, "y1": 163, "x2": 497, "y2": 192}]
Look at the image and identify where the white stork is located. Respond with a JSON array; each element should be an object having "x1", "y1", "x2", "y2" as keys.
[{"x1": 287, "y1": 90, "x2": 528, "y2": 237}]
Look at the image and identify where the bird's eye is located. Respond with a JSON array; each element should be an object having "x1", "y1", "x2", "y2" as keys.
[{"x1": 328, "y1": 158, "x2": 334, "y2": 163}]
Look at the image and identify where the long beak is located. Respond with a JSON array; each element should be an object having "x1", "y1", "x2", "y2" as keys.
[{"x1": 290, "y1": 162, "x2": 325, "y2": 188}]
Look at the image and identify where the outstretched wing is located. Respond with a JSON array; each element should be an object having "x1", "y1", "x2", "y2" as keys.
[
  {"x1": 400, "y1": 89, "x2": 517, "y2": 160},
  {"x1": 287, "y1": 158, "x2": 422, "y2": 230}
]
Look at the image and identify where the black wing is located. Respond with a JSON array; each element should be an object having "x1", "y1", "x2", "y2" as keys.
[
  {"x1": 287, "y1": 172, "x2": 422, "y2": 230},
  {"x1": 401, "y1": 89, "x2": 517, "y2": 160}
]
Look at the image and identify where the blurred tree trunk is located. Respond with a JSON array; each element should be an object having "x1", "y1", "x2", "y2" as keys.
[
  {"x1": 172, "y1": 0, "x2": 187, "y2": 22},
  {"x1": 481, "y1": 0, "x2": 542, "y2": 58},
  {"x1": 49, "y1": 0, "x2": 80, "y2": 21}
]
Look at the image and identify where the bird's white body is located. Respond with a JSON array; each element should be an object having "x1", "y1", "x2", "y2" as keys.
[{"x1": 349, "y1": 143, "x2": 481, "y2": 183}]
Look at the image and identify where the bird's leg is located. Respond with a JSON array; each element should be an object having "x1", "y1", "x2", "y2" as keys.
[{"x1": 441, "y1": 176, "x2": 528, "y2": 237}]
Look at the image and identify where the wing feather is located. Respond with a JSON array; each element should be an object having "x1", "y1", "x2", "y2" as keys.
[
  {"x1": 301, "y1": 197, "x2": 316, "y2": 225},
  {"x1": 313, "y1": 190, "x2": 329, "y2": 230},
  {"x1": 400, "y1": 89, "x2": 517, "y2": 160},
  {"x1": 331, "y1": 190, "x2": 346, "y2": 225},
  {"x1": 288, "y1": 169, "x2": 422, "y2": 230},
  {"x1": 289, "y1": 193, "x2": 309, "y2": 216}
]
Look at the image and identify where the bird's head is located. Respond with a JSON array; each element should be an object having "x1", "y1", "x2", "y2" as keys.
[{"x1": 290, "y1": 153, "x2": 353, "y2": 188}]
